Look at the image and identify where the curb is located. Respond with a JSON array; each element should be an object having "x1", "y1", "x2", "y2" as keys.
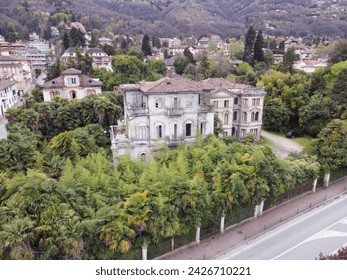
[
  {"x1": 155, "y1": 176, "x2": 347, "y2": 260},
  {"x1": 214, "y1": 190, "x2": 347, "y2": 260}
]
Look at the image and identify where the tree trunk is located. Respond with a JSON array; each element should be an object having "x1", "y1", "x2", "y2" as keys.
[
  {"x1": 324, "y1": 173, "x2": 330, "y2": 187},
  {"x1": 259, "y1": 199, "x2": 265, "y2": 217},
  {"x1": 254, "y1": 204, "x2": 259, "y2": 218},
  {"x1": 220, "y1": 211, "x2": 226, "y2": 234},
  {"x1": 141, "y1": 244, "x2": 148, "y2": 260},
  {"x1": 171, "y1": 236, "x2": 175, "y2": 251},
  {"x1": 196, "y1": 226, "x2": 201, "y2": 245},
  {"x1": 312, "y1": 178, "x2": 318, "y2": 192}
]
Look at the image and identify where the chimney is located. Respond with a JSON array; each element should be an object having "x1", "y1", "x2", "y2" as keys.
[{"x1": 167, "y1": 68, "x2": 173, "y2": 78}]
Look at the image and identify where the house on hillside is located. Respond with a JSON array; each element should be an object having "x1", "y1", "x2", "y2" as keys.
[
  {"x1": 0, "y1": 80, "x2": 19, "y2": 117},
  {"x1": 110, "y1": 73, "x2": 215, "y2": 161},
  {"x1": 203, "y1": 78, "x2": 266, "y2": 140},
  {"x1": 110, "y1": 74, "x2": 266, "y2": 161},
  {"x1": 0, "y1": 54, "x2": 33, "y2": 94},
  {"x1": 61, "y1": 47, "x2": 112, "y2": 71},
  {"x1": 42, "y1": 68, "x2": 102, "y2": 102}
]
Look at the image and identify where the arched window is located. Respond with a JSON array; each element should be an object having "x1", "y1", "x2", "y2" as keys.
[
  {"x1": 251, "y1": 112, "x2": 255, "y2": 122},
  {"x1": 255, "y1": 112, "x2": 259, "y2": 121},
  {"x1": 70, "y1": 91, "x2": 77, "y2": 99},
  {"x1": 233, "y1": 111, "x2": 238, "y2": 121},
  {"x1": 224, "y1": 113, "x2": 229, "y2": 124},
  {"x1": 137, "y1": 124, "x2": 147, "y2": 140},
  {"x1": 232, "y1": 127, "x2": 236, "y2": 136},
  {"x1": 140, "y1": 153, "x2": 146, "y2": 162},
  {"x1": 242, "y1": 112, "x2": 247, "y2": 122}
]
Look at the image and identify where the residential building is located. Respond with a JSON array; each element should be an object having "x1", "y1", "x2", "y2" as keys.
[
  {"x1": 61, "y1": 47, "x2": 112, "y2": 71},
  {"x1": 203, "y1": 78, "x2": 266, "y2": 140},
  {"x1": 99, "y1": 37, "x2": 113, "y2": 46},
  {"x1": 198, "y1": 37, "x2": 210, "y2": 47},
  {"x1": 273, "y1": 53, "x2": 284, "y2": 64},
  {"x1": 169, "y1": 45, "x2": 207, "y2": 57},
  {"x1": 293, "y1": 59, "x2": 327, "y2": 73},
  {"x1": 0, "y1": 54, "x2": 33, "y2": 94},
  {"x1": 28, "y1": 38, "x2": 49, "y2": 55},
  {"x1": 0, "y1": 80, "x2": 19, "y2": 117},
  {"x1": 21, "y1": 48, "x2": 47, "y2": 70},
  {"x1": 110, "y1": 74, "x2": 215, "y2": 161},
  {"x1": 42, "y1": 68, "x2": 102, "y2": 102}
]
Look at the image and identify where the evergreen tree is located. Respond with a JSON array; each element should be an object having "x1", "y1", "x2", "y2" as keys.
[
  {"x1": 183, "y1": 47, "x2": 196, "y2": 65},
  {"x1": 199, "y1": 55, "x2": 210, "y2": 79},
  {"x1": 84, "y1": 50, "x2": 93, "y2": 76},
  {"x1": 69, "y1": 27, "x2": 85, "y2": 47},
  {"x1": 141, "y1": 34, "x2": 152, "y2": 57},
  {"x1": 332, "y1": 68, "x2": 347, "y2": 104},
  {"x1": 243, "y1": 26, "x2": 256, "y2": 65},
  {"x1": 254, "y1": 30, "x2": 265, "y2": 63},
  {"x1": 283, "y1": 48, "x2": 296, "y2": 72},
  {"x1": 63, "y1": 32, "x2": 70, "y2": 50},
  {"x1": 278, "y1": 41, "x2": 285, "y2": 53}
]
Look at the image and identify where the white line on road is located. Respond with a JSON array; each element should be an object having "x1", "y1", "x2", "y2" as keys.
[
  {"x1": 217, "y1": 194, "x2": 347, "y2": 260},
  {"x1": 271, "y1": 216, "x2": 347, "y2": 259}
]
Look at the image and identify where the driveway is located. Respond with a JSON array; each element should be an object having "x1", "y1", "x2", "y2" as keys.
[{"x1": 261, "y1": 130, "x2": 303, "y2": 159}]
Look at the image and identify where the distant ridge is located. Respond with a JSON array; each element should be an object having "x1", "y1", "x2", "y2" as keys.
[{"x1": 0, "y1": 0, "x2": 346, "y2": 40}]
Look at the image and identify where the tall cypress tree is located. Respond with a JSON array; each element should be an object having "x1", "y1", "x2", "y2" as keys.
[
  {"x1": 63, "y1": 32, "x2": 70, "y2": 50},
  {"x1": 243, "y1": 26, "x2": 256, "y2": 65},
  {"x1": 141, "y1": 34, "x2": 152, "y2": 56},
  {"x1": 183, "y1": 47, "x2": 196, "y2": 65},
  {"x1": 254, "y1": 29, "x2": 265, "y2": 63}
]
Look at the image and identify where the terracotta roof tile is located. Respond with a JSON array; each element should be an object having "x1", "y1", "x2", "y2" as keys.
[{"x1": 139, "y1": 74, "x2": 213, "y2": 93}]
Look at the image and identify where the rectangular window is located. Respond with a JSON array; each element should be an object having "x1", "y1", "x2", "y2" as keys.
[
  {"x1": 213, "y1": 101, "x2": 218, "y2": 108},
  {"x1": 224, "y1": 100, "x2": 229, "y2": 108},
  {"x1": 174, "y1": 97, "x2": 178, "y2": 108},
  {"x1": 241, "y1": 129, "x2": 246, "y2": 138},
  {"x1": 252, "y1": 98, "x2": 256, "y2": 106},
  {"x1": 234, "y1": 98, "x2": 239, "y2": 105},
  {"x1": 158, "y1": 125, "x2": 163, "y2": 139},
  {"x1": 69, "y1": 77, "x2": 76, "y2": 84},
  {"x1": 186, "y1": 123, "x2": 192, "y2": 137},
  {"x1": 199, "y1": 94, "x2": 204, "y2": 105},
  {"x1": 200, "y1": 122, "x2": 206, "y2": 136},
  {"x1": 243, "y1": 98, "x2": 248, "y2": 106},
  {"x1": 173, "y1": 124, "x2": 177, "y2": 139},
  {"x1": 223, "y1": 131, "x2": 228, "y2": 137},
  {"x1": 257, "y1": 98, "x2": 261, "y2": 105}
]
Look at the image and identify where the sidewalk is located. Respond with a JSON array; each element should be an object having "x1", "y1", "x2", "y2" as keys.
[{"x1": 157, "y1": 176, "x2": 347, "y2": 260}]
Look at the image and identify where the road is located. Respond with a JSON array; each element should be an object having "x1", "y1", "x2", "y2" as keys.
[
  {"x1": 0, "y1": 119, "x2": 7, "y2": 139},
  {"x1": 261, "y1": 130, "x2": 303, "y2": 159},
  {"x1": 216, "y1": 194, "x2": 347, "y2": 260}
]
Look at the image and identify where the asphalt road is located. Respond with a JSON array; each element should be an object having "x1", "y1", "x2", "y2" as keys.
[
  {"x1": 0, "y1": 119, "x2": 7, "y2": 139},
  {"x1": 261, "y1": 130, "x2": 303, "y2": 159},
  {"x1": 216, "y1": 194, "x2": 347, "y2": 260}
]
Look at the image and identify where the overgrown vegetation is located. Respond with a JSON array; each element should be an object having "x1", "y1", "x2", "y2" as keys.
[{"x1": 0, "y1": 135, "x2": 320, "y2": 259}]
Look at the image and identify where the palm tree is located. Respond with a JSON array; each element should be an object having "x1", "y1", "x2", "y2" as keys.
[{"x1": 0, "y1": 217, "x2": 35, "y2": 259}]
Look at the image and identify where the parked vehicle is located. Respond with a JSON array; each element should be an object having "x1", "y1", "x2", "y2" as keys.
[{"x1": 286, "y1": 129, "x2": 302, "y2": 138}]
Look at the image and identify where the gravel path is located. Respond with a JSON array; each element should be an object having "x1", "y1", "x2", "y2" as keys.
[{"x1": 261, "y1": 130, "x2": 303, "y2": 159}]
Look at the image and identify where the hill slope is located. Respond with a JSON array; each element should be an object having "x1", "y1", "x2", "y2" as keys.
[{"x1": 1, "y1": 0, "x2": 346, "y2": 40}]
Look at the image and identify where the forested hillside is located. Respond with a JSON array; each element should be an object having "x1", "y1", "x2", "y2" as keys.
[{"x1": 1, "y1": 0, "x2": 347, "y2": 40}]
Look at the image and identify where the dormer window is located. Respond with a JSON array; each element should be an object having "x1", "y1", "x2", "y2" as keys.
[{"x1": 68, "y1": 77, "x2": 76, "y2": 84}]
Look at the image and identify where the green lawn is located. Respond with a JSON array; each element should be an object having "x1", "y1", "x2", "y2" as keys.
[
  {"x1": 262, "y1": 129, "x2": 314, "y2": 150},
  {"x1": 292, "y1": 136, "x2": 313, "y2": 150},
  {"x1": 258, "y1": 136, "x2": 274, "y2": 147}
]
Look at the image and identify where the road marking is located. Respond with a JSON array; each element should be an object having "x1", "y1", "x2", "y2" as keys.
[
  {"x1": 217, "y1": 194, "x2": 347, "y2": 260},
  {"x1": 271, "y1": 216, "x2": 347, "y2": 259}
]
